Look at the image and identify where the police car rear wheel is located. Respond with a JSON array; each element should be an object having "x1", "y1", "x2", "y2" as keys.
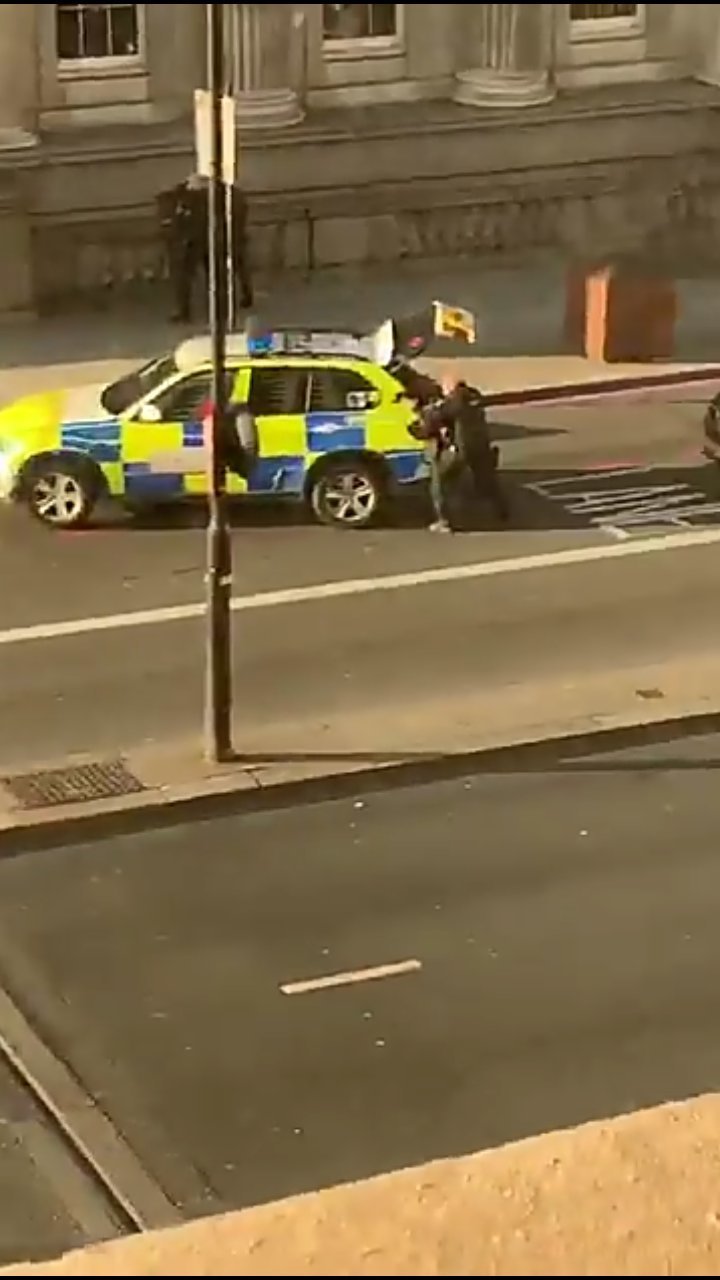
[
  {"x1": 26, "y1": 462, "x2": 96, "y2": 529},
  {"x1": 310, "y1": 460, "x2": 383, "y2": 529}
]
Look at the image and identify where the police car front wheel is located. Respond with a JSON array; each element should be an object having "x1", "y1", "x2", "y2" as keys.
[
  {"x1": 24, "y1": 459, "x2": 98, "y2": 530},
  {"x1": 309, "y1": 459, "x2": 384, "y2": 529}
]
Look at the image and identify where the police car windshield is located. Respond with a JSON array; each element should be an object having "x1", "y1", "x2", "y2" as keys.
[{"x1": 101, "y1": 354, "x2": 178, "y2": 416}]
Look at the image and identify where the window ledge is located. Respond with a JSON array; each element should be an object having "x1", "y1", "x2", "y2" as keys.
[
  {"x1": 40, "y1": 98, "x2": 155, "y2": 130},
  {"x1": 323, "y1": 37, "x2": 404, "y2": 62},
  {"x1": 58, "y1": 56, "x2": 146, "y2": 81},
  {"x1": 558, "y1": 57, "x2": 682, "y2": 89},
  {"x1": 570, "y1": 18, "x2": 644, "y2": 42}
]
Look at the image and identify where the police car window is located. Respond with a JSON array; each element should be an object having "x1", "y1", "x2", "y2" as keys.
[
  {"x1": 101, "y1": 354, "x2": 178, "y2": 416},
  {"x1": 249, "y1": 368, "x2": 308, "y2": 416},
  {"x1": 155, "y1": 373, "x2": 212, "y2": 422},
  {"x1": 309, "y1": 369, "x2": 375, "y2": 413}
]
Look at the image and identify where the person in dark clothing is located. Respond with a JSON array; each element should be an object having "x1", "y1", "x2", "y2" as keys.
[
  {"x1": 439, "y1": 377, "x2": 510, "y2": 526},
  {"x1": 390, "y1": 361, "x2": 442, "y2": 408},
  {"x1": 410, "y1": 376, "x2": 509, "y2": 533},
  {"x1": 157, "y1": 175, "x2": 254, "y2": 323},
  {"x1": 157, "y1": 176, "x2": 203, "y2": 323}
]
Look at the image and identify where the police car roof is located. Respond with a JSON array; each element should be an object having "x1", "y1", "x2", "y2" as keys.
[{"x1": 174, "y1": 327, "x2": 384, "y2": 372}]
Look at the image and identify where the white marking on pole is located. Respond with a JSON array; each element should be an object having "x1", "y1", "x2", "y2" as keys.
[
  {"x1": 3, "y1": 526, "x2": 720, "y2": 649},
  {"x1": 280, "y1": 959, "x2": 422, "y2": 997}
]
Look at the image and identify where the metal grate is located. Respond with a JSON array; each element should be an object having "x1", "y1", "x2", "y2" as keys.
[{"x1": 3, "y1": 760, "x2": 146, "y2": 811}]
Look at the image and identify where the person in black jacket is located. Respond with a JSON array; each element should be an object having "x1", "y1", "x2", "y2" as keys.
[
  {"x1": 410, "y1": 375, "x2": 509, "y2": 533},
  {"x1": 439, "y1": 377, "x2": 509, "y2": 526},
  {"x1": 157, "y1": 174, "x2": 254, "y2": 323}
]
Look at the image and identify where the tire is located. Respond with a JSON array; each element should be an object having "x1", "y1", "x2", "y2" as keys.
[
  {"x1": 24, "y1": 457, "x2": 99, "y2": 530},
  {"x1": 309, "y1": 457, "x2": 385, "y2": 530}
]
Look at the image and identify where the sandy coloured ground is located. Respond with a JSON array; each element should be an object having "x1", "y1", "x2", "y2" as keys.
[{"x1": 5, "y1": 1095, "x2": 720, "y2": 1276}]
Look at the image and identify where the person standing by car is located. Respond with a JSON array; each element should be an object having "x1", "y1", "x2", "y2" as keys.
[
  {"x1": 198, "y1": 385, "x2": 260, "y2": 482},
  {"x1": 409, "y1": 386, "x2": 463, "y2": 534},
  {"x1": 410, "y1": 374, "x2": 509, "y2": 532},
  {"x1": 437, "y1": 374, "x2": 510, "y2": 526}
]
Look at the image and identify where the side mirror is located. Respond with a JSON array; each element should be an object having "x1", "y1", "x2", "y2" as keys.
[{"x1": 137, "y1": 403, "x2": 162, "y2": 424}]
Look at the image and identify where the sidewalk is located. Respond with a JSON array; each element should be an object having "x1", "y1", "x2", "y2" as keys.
[
  {"x1": 2, "y1": 255, "x2": 720, "y2": 376},
  {"x1": 1, "y1": 643, "x2": 719, "y2": 850}
]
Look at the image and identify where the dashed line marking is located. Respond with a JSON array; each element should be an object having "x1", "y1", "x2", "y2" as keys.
[{"x1": 280, "y1": 959, "x2": 422, "y2": 997}]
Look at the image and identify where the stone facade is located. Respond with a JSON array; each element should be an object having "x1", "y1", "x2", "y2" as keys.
[{"x1": 1, "y1": 4, "x2": 720, "y2": 315}]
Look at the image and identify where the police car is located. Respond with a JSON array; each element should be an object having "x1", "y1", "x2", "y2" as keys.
[{"x1": 0, "y1": 302, "x2": 475, "y2": 531}]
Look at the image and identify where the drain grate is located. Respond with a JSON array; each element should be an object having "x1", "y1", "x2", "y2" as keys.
[{"x1": 3, "y1": 760, "x2": 146, "y2": 810}]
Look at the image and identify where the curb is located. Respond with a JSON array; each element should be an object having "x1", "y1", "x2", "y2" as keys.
[
  {"x1": 0, "y1": 982, "x2": 181, "y2": 1233},
  {"x1": 487, "y1": 364, "x2": 720, "y2": 408},
  {"x1": 2, "y1": 703, "x2": 720, "y2": 858}
]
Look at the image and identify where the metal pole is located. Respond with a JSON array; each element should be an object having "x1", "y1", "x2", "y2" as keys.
[
  {"x1": 224, "y1": 2, "x2": 236, "y2": 331},
  {"x1": 204, "y1": 0, "x2": 234, "y2": 763}
]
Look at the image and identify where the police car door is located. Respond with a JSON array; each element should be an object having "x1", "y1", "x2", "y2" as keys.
[
  {"x1": 245, "y1": 364, "x2": 309, "y2": 494},
  {"x1": 306, "y1": 366, "x2": 380, "y2": 453},
  {"x1": 126, "y1": 368, "x2": 235, "y2": 499}
]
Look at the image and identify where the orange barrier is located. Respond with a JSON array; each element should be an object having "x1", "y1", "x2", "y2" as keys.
[{"x1": 565, "y1": 265, "x2": 677, "y2": 363}]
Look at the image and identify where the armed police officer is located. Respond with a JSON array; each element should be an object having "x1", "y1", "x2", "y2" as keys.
[{"x1": 157, "y1": 173, "x2": 254, "y2": 324}]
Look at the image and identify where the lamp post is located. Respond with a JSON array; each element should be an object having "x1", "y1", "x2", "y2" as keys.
[{"x1": 204, "y1": 0, "x2": 234, "y2": 763}]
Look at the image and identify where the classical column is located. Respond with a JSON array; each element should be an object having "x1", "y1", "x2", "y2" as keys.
[
  {"x1": 693, "y1": 4, "x2": 720, "y2": 88},
  {"x1": 0, "y1": 2, "x2": 38, "y2": 150},
  {"x1": 454, "y1": 4, "x2": 555, "y2": 109},
  {"x1": 230, "y1": 3, "x2": 304, "y2": 131}
]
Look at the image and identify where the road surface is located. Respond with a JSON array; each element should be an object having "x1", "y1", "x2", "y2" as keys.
[
  {"x1": 0, "y1": 725, "x2": 718, "y2": 1218},
  {"x1": 0, "y1": 1057, "x2": 98, "y2": 1267},
  {"x1": 0, "y1": 390, "x2": 718, "y2": 766}
]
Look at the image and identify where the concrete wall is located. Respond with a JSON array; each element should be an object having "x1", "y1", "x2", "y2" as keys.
[{"x1": 1, "y1": 4, "x2": 720, "y2": 315}]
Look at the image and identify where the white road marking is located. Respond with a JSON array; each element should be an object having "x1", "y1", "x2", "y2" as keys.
[
  {"x1": 527, "y1": 469, "x2": 720, "y2": 534},
  {"x1": 3, "y1": 526, "x2": 720, "y2": 650},
  {"x1": 280, "y1": 959, "x2": 422, "y2": 997}
]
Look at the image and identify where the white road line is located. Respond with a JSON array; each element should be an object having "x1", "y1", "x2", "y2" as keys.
[
  {"x1": 3, "y1": 526, "x2": 720, "y2": 650},
  {"x1": 280, "y1": 959, "x2": 422, "y2": 997}
]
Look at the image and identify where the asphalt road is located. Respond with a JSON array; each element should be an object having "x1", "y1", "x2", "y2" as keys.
[
  {"x1": 0, "y1": 393, "x2": 718, "y2": 765},
  {"x1": 0, "y1": 1057, "x2": 89, "y2": 1266},
  {"x1": 0, "y1": 726, "x2": 719, "y2": 1218}
]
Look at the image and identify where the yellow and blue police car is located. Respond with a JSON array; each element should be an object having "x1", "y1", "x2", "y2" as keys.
[{"x1": 0, "y1": 302, "x2": 475, "y2": 531}]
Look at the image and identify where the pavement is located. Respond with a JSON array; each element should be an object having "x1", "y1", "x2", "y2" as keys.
[
  {"x1": 4, "y1": 253, "x2": 720, "y2": 370},
  {"x1": 1, "y1": 724, "x2": 720, "y2": 1234},
  {"x1": 0, "y1": 1059, "x2": 88, "y2": 1267}
]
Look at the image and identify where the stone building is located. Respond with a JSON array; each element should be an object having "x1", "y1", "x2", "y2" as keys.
[{"x1": 1, "y1": 3, "x2": 720, "y2": 316}]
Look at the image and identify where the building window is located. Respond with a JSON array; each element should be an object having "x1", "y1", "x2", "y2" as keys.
[
  {"x1": 569, "y1": 3, "x2": 644, "y2": 37},
  {"x1": 570, "y1": 3, "x2": 637, "y2": 17},
  {"x1": 56, "y1": 2, "x2": 141, "y2": 63},
  {"x1": 323, "y1": 4, "x2": 398, "y2": 43}
]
